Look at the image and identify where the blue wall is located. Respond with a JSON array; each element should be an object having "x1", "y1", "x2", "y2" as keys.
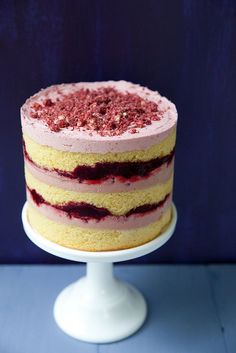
[{"x1": 0, "y1": 0, "x2": 235, "y2": 264}]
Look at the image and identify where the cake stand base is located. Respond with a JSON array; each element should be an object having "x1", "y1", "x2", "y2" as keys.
[
  {"x1": 54, "y1": 263, "x2": 146, "y2": 343},
  {"x1": 22, "y1": 203, "x2": 177, "y2": 343}
]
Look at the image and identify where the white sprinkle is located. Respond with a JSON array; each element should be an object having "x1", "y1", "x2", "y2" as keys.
[{"x1": 115, "y1": 115, "x2": 120, "y2": 122}]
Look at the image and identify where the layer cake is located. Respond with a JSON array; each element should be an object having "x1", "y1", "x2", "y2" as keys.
[{"x1": 21, "y1": 81, "x2": 177, "y2": 251}]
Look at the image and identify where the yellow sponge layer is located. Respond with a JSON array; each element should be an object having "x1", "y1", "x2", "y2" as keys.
[
  {"x1": 25, "y1": 169, "x2": 173, "y2": 216},
  {"x1": 23, "y1": 129, "x2": 176, "y2": 171},
  {"x1": 27, "y1": 203, "x2": 172, "y2": 251}
]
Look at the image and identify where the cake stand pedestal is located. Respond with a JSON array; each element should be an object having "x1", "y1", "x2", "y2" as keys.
[{"x1": 22, "y1": 203, "x2": 177, "y2": 343}]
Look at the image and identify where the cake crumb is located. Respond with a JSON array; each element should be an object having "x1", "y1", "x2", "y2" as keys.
[{"x1": 30, "y1": 87, "x2": 165, "y2": 136}]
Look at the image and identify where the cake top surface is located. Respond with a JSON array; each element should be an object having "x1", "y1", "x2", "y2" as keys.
[
  {"x1": 21, "y1": 81, "x2": 177, "y2": 153},
  {"x1": 29, "y1": 87, "x2": 164, "y2": 136}
]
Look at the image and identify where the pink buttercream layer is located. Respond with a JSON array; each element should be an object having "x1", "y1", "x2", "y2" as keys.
[
  {"x1": 27, "y1": 191, "x2": 172, "y2": 230},
  {"x1": 21, "y1": 81, "x2": 177, "y2": 153},
  {"x1": 25, "y1": 158, "x2": 174, "y2": 193}
]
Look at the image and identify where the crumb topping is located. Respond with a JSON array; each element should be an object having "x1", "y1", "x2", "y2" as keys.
[{"x1": 29, "y1": 87, "x2": 166, "y2": 136}]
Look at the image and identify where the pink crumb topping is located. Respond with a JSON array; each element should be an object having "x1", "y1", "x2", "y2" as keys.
[{"x1": 29, "y1": 87, "x2": 166, "y2": 136}]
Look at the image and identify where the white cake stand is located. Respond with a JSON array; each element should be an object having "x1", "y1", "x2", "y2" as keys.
[{"x1": 22, "y1": 202, "x2": 177, "y2": 343}]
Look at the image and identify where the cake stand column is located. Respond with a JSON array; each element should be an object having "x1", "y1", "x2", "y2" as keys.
[
  {"x1": 53, "y1": 261, "x2": 147, "y2": 343},
  {"x1": 86, "y1": 262, "x2": 117, "y2": 296}
]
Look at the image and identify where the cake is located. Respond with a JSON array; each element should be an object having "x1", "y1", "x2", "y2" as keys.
[{"x1": 21, "y1": 81, "x2": 177, "y2": 251}]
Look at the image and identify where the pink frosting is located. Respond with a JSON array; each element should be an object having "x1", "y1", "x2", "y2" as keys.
[
  {"x1": 27, "y1": 191, "x2": 172, "y2": 230},
  {"x1": 21, "y1": 81, "x2": 177, "y2": 153},
  {"x1": 25, "y1": 158, "x2": 174, "y2": 193}
]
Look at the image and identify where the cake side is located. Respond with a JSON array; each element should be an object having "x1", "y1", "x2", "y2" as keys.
[
  {"x1": 23, "y1": 130, "x2": 175, "y2": 192},
  {"x1": 27, "y1": 204, "x2": 172, "y2": 251},
  {"x1": 21, "y1": 81, "x2": 177, "y2": 251}
]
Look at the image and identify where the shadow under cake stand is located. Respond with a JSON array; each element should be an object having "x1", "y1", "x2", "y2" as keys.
[{"x1": 22, "y1": 202, "x2": 177, "y2": 343}]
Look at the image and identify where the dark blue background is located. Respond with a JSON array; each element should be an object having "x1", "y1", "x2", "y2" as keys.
[{"x1": 0, "y1": 0, "x2": 235, "y2": 264}]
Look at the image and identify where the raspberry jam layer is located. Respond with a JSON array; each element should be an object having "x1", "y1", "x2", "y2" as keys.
[
  {"x1": 61, "y1": 150, "x2": 175, "y2": 181},
  {"x1": 23, "y1": 140, "x2": 174, "y2": 182},
  {"x1": 28, "y1": 187, "x2": 170, "y2": 221}
]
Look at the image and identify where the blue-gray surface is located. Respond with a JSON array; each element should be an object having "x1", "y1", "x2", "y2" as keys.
[
  {"x1": 0, "y1": 1, "x2": 236, "y2": 263},
  {"x1": 0, "y1": 264, "x2": 235, "y2": 353}
]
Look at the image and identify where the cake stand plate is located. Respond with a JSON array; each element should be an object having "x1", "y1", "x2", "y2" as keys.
[{"x1": 22, "y1": 202, "x2": 177, "y2": 343}]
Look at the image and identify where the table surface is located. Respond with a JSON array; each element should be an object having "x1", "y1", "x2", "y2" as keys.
[{"x1": 0, "y1": 264, "x2": 235, "y2": 353}]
